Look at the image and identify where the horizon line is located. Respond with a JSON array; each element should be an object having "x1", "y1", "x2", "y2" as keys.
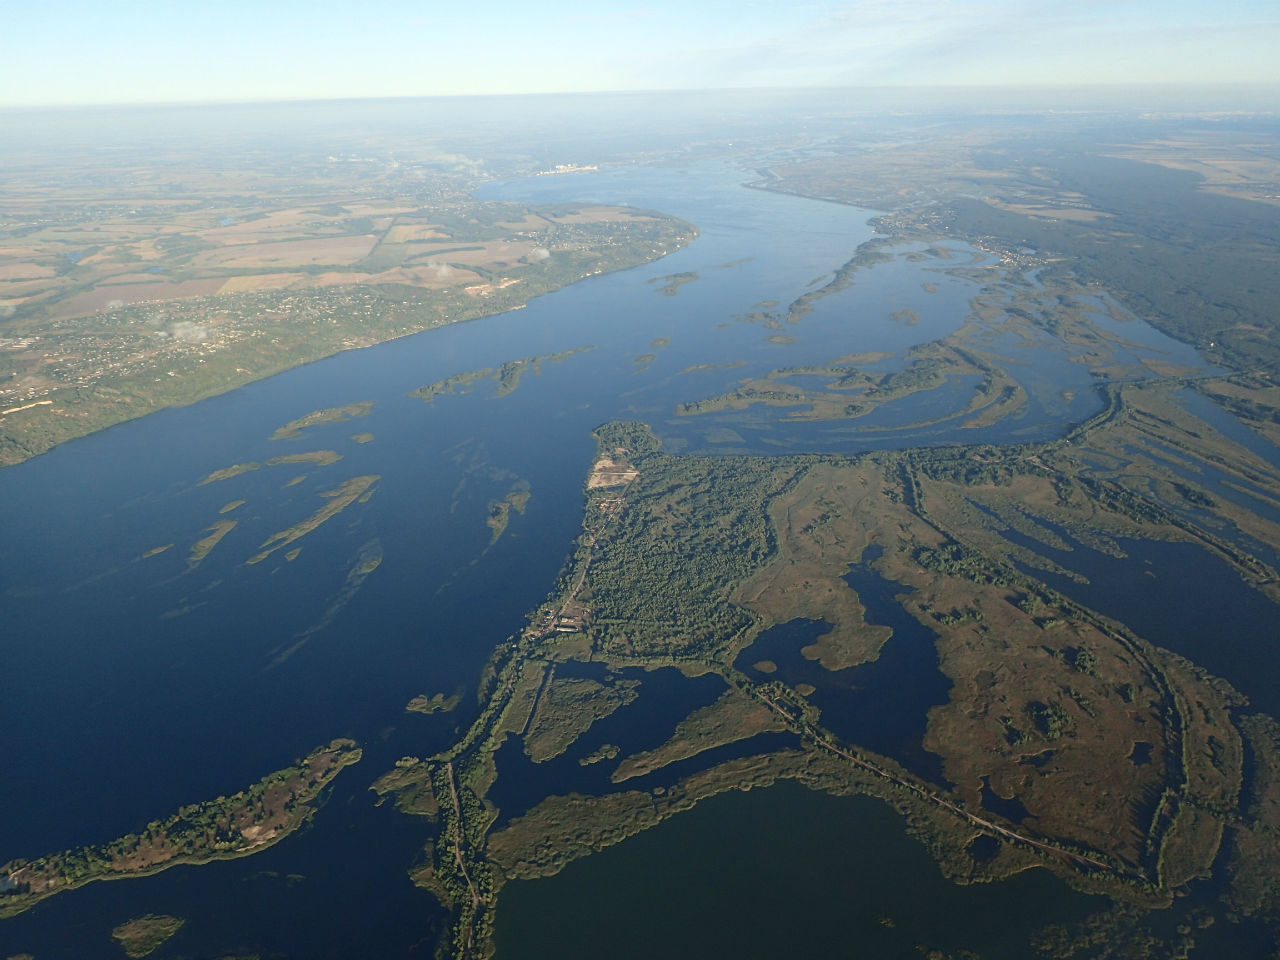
[{"x1": 5, "y1": 81, "x2": 1280, "y2": 113}]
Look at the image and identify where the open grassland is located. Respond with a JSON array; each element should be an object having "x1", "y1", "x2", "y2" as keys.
[{"x1": 1106, "y1": 136, "x2": 1280, "y2": 207}]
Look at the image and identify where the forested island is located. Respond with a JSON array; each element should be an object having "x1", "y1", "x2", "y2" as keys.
[{"x1": 0, "y1": 739, "x2": 361, "y2": 918}]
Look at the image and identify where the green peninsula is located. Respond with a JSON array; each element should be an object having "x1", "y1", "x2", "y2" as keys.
[
  {"x1": 0, "y1": 739, "x2": 361, "y2": 918},
  {"x1": 376, "y1": 394, "x2": 1280, "y2": 956}
]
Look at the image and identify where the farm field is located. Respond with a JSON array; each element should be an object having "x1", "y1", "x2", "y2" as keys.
[{"x1": 0, "y1": 151, "x2": 693, "y2": 465}]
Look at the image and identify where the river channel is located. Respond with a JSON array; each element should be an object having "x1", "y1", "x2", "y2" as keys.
[{"x1": 0, "y1": 156, "x2": 1206, "y2": 957}]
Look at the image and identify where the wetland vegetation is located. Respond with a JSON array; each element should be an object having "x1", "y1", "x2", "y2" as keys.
[
  {"x1": 408, "y1": 692, "x2": 463, "y2": 715},
  {"x1": 110, "y1": 914, "x2": 185, "y2": 958},
  {"x1": 761, "y1": 122, "x2": 1280, "y2": 376},
  {"x1": 246, "y1": 475, "x2": 379, "y2": 565},
  {"x1": 410, "y1": 347, "x2": 594, "y2": 404},
  {"x1": 375, "y1": 360, "x2": 1280, "y2": 957}
]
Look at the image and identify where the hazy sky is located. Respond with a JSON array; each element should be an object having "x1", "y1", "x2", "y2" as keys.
[{"x1": 6, "y1": 0, "x2": 1279, "y2": 107}]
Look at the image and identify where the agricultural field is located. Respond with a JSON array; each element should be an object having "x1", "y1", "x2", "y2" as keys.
[{"x1": 0, "y1": 153, "x2": 694, "y2": 466}]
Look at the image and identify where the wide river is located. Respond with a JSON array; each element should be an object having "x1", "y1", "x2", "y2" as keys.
[{"x1": 0, "y1": 158, "x2": 1204, "y2": 957}]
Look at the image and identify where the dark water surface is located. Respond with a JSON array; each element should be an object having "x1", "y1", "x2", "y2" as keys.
[
  {"x1": 496, "y1": 780, "x2": 1104, "y2": 960},
  {"x1": 734, "y1": 547, "x2": 953, "y2": 786},
  {"x1": 997, "y1": 518, "x2": 1280, "y2": 716}
]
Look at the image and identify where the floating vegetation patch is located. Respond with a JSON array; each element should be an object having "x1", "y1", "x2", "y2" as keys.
[
  {"x1": 270, "y1": 401, "x2": 374, "y2": 441},
  {"x1": 247, "y1": 476, "x2": 379, "y2": 565},
  {"x1": 487, "y1": 487, "x2": 532, "y2": 542},
  {"x1": 265, "y1": 450, "x2": 343, "y2": 468},
  {"x1": 268, "y1": 539, "x2": 384, "y2": 665},
  {"x1": 187, "y1": 519, "x2": 237, "y2": 568},
  {"x1": 197, "y1": 462, "x2": 259, "y2": 486},
  {"x1": 412, "y1": 347, "x2": 595, "y2": 403},
  {"x1": 111, "y1": 914, "x2": 185, "y2": 958},
  {"x1": 648, "y1": 271, "x2": 699, "y2": 296},
  {"x1": 407, "y1": 692, "x2": 462, "y2": 715}
]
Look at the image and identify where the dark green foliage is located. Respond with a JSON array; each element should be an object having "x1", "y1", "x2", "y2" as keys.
[
  {"x1": 865, "y1": 355, "x2": 948, "y2": 399},
  {"x1": 1072, "y1": 646, "x2": 1099, "y2": 676},
  {"x1": 1028, "y1": 700, "x2": 1073, "y2": 740},
  {"x1": 583, "y1": 427, "x2": 798, "y2": 657},
  {"x1": 1172, "y1": 483, "x2": 1217, "y2": 508},
  {"x1": 914, "y1": 541, "x2": 1008, "y2": 586}
]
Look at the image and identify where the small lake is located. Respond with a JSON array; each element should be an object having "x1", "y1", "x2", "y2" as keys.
[{"x1": 734, "y1": 548, "x2": 952, "y2": 786}]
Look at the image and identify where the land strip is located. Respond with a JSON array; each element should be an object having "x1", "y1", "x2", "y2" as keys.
[{"x1": 0, "y1": 739, "x2": 361, "y2": 918}]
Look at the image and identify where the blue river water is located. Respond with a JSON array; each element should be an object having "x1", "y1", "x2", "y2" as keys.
[{"x1": 0, "y1": 157, "x2": 1221, "y2": 957}]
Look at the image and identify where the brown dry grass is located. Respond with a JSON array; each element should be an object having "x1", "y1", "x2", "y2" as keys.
[
  {"x1": 587, "y1": 455, "x2": 637, "y2": 488},
  {"x1": 385, "y1": 224, "x2": 449, "y2": 243},
  {"x1": 497, "y1": 214, "x2": 551, "y2": 231},
  {"x1": 733, "y1": 460, "x2": 896, "y2": 670},
  {"x1": 0, "y1": 278, "x2": 64, "y2": 301},
  {"x1": 722, "y1": 442, "x2": 1241, "y2": 869},
  {"x1": 205, "y1": 208, "x2": 344, "y2": 244},
  {"x1": 401, "y1": 238, "x2": 538, "y2": 266},
  {"x1": 306, "y1": 265, "x2": 484, "y2": 288},
  {"x1": 373, "y1": 265, "x2": 483, "y2": 287},
  {"x1": 192, "y1": 235, "x2": 378, "y2": 269},
  {"x1": 984, "y1": 199, "x2": 1113, "y2": 222},
  {"x1": 51, "y1": 278, "x2": 227, "y2": 318},
  {"x1": 218, "y1": 272, "x2": 306, "y2": 293},
  {"x1": 341, "y1": 203, "x2": 411, "y2": 217},
  {"x1": 1109, "y1": 140, "x2": 1280, "y2": 206},
  {"x1": 0, "y1": 263, "x2": 56, "y2": 281},
  {"x1": 546, "y1": 206, "x2": 646, "y2": 224}
]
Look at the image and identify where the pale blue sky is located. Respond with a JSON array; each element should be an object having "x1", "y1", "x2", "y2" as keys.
[{"x1": 4, "y1": 0, "x2": 1278, "y2": 106}]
